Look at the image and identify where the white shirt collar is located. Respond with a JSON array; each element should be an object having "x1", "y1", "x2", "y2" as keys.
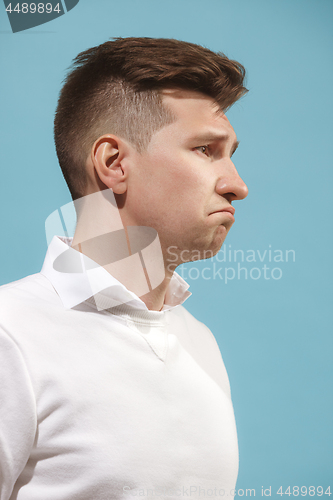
[{"x1": 41, "y1": 236, "x2": 191, "y2": 312}]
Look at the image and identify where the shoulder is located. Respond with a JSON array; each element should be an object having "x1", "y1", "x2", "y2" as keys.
[
  {"x1": 0, "y1": 273, "x2": 60, "y2": 344},
  {"x1": 0, "y1": 273, "x2": 57, "y2": 308}
]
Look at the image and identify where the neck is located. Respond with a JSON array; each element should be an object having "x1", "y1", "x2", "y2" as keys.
[
  {"x1": 138, "y1": 273, "x2": 173, "y2": 311},
  {"x1": 71, "y1": 191, "x2": 171, "y2": 311}
]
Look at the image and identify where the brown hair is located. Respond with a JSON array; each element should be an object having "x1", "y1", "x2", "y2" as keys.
[{"x1": 54, "y1": 37, "x2": 247, "y2": 200}]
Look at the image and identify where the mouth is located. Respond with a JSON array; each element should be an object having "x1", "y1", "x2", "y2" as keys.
[{"x1": 210, "y1": 206, "x2": 235, "y2": 222}]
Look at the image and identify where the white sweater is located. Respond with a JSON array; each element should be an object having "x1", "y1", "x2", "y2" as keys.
[{"x1": 0, "y1": 237, "x2": 238, "y2": 499}]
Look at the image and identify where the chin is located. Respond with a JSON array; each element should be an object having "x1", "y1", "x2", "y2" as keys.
[
  {"x1": 209, "y1": 225, "x2": 229, "y2": 253},
  {"x1": 187, "y1": 226, "x2": 228, "y2": 262},
  {"x1": 207, "y1": 240, "x2": 226, "y2": 259},
  {"x1": 165, "y1": 224, "x2": 230, "y2": 266}
]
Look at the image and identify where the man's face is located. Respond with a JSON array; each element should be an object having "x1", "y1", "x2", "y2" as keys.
[{"x1": 125, "y1": 90, "x2": 248, "y2": 267}]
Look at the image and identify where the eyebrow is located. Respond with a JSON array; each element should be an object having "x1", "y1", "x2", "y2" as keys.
[{"x1": 190, "y1": 132, "x2": 239, "y2": 157}]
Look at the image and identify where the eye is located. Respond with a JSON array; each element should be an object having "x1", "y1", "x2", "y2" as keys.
[{"x1": 195, "y1": 145, "x2": 210, "y2": 156}]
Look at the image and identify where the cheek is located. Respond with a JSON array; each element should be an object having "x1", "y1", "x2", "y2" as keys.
[
  {"x1": 139, "y1": 151, "x2": 214, "y2": 210},
  {"x1": 161, "y1": 154, "x2": 209, "y2": 191}
]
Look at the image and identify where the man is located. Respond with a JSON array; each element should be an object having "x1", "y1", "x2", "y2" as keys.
[{"x1": 0, "y1": 38, "x2": 248, "y2": 499}]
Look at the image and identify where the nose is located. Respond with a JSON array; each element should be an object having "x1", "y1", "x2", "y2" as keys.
[{"x1": 215, "y1": 159, "x2": 248, "y2": 202}]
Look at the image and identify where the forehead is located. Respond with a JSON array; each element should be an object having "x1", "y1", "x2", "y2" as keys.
[{"x1": 160, "y1": 89, "x2": 236, "y2": 140}]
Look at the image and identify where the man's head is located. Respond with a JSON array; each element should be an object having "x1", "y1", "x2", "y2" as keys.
[{"x1": 54, "y1": 37, "x2": 247, "y2": 201}]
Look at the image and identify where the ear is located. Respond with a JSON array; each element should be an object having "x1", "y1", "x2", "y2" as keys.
[{"x1": 91, "y1": 135, "x2": 128, "y2": 195}]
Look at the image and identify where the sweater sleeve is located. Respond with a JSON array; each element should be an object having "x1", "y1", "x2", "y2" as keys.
[{"x1": 0, "y1": 327, "x2": 37, "y2": 500}]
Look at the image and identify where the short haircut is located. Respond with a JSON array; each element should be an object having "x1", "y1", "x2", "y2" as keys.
[{"x1": 54, "y1": 37, "x2": 247, "y2": 200}]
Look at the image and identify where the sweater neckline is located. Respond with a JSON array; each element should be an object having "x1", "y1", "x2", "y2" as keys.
[{"x1": 85, "y1": 296, "x2": 169, "y2": 326}]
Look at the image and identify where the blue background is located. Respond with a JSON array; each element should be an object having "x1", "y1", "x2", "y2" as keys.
[{"x1": 0, "y1": 0, "x2": 332, "y2": 496}]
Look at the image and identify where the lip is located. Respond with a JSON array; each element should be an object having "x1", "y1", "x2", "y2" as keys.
[{"x1": 210, "y1": 206, "x2": 235, "y2": 218}]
